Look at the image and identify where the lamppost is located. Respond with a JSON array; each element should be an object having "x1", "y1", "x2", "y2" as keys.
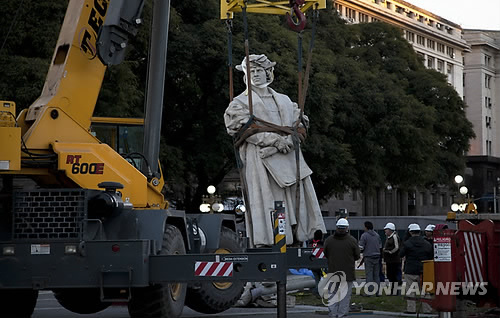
[
  {"x1": 450, "y1": 175, "x2": 477, "y2": 214},
  {"x1": 199, "y1": 185, "x2": 224, "y2": 214}
]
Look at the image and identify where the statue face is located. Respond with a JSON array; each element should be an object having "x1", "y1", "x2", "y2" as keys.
[{"x1": 250, "y1": 66, "x2": 267, "y2": 86}]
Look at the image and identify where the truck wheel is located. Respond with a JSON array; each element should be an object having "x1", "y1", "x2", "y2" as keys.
[
  {"x1": 0, "y1": 289, "x2": 38, "y2": 318},
  {"x1": 53, "y1": 288, "x2": 110, "y2": 314},
  {"x1": 185, "y1": 227, "x2": 244, "y2": 314},
  {"x1": 128, "y1": 224, "x2": 187, "y2": 318}
]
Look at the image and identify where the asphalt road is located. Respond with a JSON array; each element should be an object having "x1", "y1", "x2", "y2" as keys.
[{"x1": 33, "y1": 291, "x2": 414, "y2": 318}]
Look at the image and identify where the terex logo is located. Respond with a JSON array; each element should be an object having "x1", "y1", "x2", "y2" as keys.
[
  {"x1": 79, "y1": 0, "x2": 109, "y2": 59},
  {"x1": 66, "y1": 155, "x2": 104, "y2": 175}
]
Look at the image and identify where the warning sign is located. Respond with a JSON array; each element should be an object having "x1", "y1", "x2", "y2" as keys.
[
  {"x1": 434, "y1": 237, "x2": 451, "y2": 262},
  {"x1": 277, "y1": 212, "x2": 286, "y2": 235}
]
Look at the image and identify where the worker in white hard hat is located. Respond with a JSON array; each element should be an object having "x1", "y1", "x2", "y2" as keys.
[
  {"x1": 323, "y1": 218, "x2": 360, "y2": 317},
  {"x1": 383, "y1": 223, "x2": 401, "y2": 294},
  {"x1": 403, "y1": 223, "x2": 417, "y2": 242},
  {"x1": 424, "y1": 224, "x2": 435, "y2": 250},
  {"x1": 400, "y1": 223, "x2": 433, "y2": 314}
]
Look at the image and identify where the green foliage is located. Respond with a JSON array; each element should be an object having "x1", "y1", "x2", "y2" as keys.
[{"x1": 0, "y1": 0, "x2": 474, "y2": 209}]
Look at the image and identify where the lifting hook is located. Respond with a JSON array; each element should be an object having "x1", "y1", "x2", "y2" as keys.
[{"x1": 286, "y1": 0, "x2": 306, "y2": 32}]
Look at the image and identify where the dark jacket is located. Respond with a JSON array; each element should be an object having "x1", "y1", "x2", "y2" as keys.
[
  {"x1": 383, "y1": 232, "x2": 401, "y2": 264},
  {"x1": 425, "y1": 237, "x2": 434, "y2": 254},
  {"x1": 359, "y1": 230, "x2": 382, "y2": 258},
  {"x1": 324, "y1": 231, "x2": 361, "y2": 282},
  {"x1": 400, "y1": 235, "x2": 433, "y2": 275}
]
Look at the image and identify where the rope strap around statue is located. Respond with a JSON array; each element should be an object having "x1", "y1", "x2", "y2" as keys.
[{"x1": 233, "y1": 115, "x2": 307, "y2": 148}]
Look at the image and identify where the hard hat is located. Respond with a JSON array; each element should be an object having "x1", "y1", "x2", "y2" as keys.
[
  {"x1": 384, "y1": 222, "x2": 395, "y2": 231},
  {"x1": 408, "y1": 223, "x2": 417, "y2": 229},
  {"x1": 336, "y1": 218, "x2": 349, "y2": 228},
  {"x1": 425, "y1": 224, "x2": 435, "y2": 232},
  {"x1": 408, "y1": 224, "x2": 421, "y2": 232}
]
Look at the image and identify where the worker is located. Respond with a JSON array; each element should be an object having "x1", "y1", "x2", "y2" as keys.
[
  {"x1": 359, "y1": 221, "x2": 382, "y2": 295},
  {"x1": 403, "y1": 223, "x2": 416, "y2": 242},
  {"x1": 323, "y1": 218, "x2": 360, "y2": 318},
  {"x1": 400, "y1": 224, "x2": 433, "y2": 314},
  {"x1": 382, "y1": 222, "x2": 401, "y2": 295},
  {"x1": 310, "y1": 229, "x2": 325, "y2": 296},
  {"x1": 424, "y1": 224, "x2": 435, "y2": 253},
  {"x1": 224, "y1": 54, "x2": 326, "y2": 247}
]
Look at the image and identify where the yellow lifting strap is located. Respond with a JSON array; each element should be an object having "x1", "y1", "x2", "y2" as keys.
[{"x1": 220, "y1": 0, "x2": 326, "y2": 19}]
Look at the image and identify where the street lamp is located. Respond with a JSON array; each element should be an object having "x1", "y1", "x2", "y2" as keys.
[
  {"x1": 199, "y1": 185, "x2": 224, "y2": 213},
  {"x1": 450, "y1": 175, "x2": 477, "y2": 214},
  {"x1": 459, "y1": 186, "x2": 468, "y2": 195}
]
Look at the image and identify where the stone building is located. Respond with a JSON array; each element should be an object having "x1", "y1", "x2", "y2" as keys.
[{"x1": 463, "y1": 30, "x2": 500, "y2": 213}]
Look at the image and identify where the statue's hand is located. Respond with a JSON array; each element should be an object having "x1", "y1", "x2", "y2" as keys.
[
  {"x1": 259, "y1": 147, "x2": 278, "y2": 159},
  {"x1": 274, "y1": 136, "x2": 292, "y2": 154}
]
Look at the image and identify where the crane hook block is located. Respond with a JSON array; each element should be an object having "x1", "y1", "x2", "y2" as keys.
[{"x1": 286, "y1": 2, "x2": 307, "y2": 32}]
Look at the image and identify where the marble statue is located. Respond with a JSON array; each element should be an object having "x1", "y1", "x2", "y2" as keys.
[{"x1": 224, "y1": 54, "x2": 326, "y2": 246}]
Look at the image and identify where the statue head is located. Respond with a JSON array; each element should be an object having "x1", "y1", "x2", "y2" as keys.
[{"x1": 236, "y1": 54, "x2": 276, "y2": 88}]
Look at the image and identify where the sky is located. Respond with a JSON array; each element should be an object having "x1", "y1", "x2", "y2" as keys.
[{"x1": 406, "y1": 0, "x2": 500, "y2": 30}]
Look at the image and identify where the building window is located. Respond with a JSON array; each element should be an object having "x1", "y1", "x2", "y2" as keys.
[
  {"x1": 485, "y1": 97, "x2": 492, "y2": 108},
  {"x1": 437, "y1": 59, "x2": 444, "y2": 72},
  {"x1": 487, "y1": 140, "x2": 492, "y2": 156},
  {"x1": 347, "y1": 8, "x2": 356, "y2": 21},
  {"x1": 485, "y1": 54, "x2": 491, "y2": 67},
  {"x1": 371, "y1": 17, "x2": 379, "y2": 22},
  {"x1": 406, "y1": 31, "x2": 415, "y2": 42},
  {"x1": 437, "y1": 43, "x2": 445, "y2": 53},
  {"x1": 386, "y1": 1, "x2": 392, "y2": 9},
  {"x1": 427, "y1": 39, "x2": 435, "y2": 50},
  {"x1": 486, "y1": 116, "x2": 492, "y2": 128},
  {"x1": 440, "y1": 194, "x2": 446, "y2": 207},
  {"x1": 334, "y1": 3, "x2": 343, "y2": 15},
  {"x1": 485, "y1": 74, "x2": 492, "y2": 88},
  {"x1": 447, "y1": 63, "x2": 453, "y2": 82},
  {"x1": 395, "y1": 6, "x2": 404, "y2": 14},
  {"x1": 427, "y1": 56, "x2": 435, "y2": 69},
  {"x1": 352, "y1": 191, "x2": 358, "y2": 201},
  {"x1": 446, "y1": 46, "x2": 455, "y2": 58},
  {"x1": 417, "y1": 35, "x2": 425, "y2": 45},
  {"x1": 418, "y1": 15, "x2": 424, "y2": 22},
  {"x1": 359, "y1": 13, "x2": 369, "y2": 23}
]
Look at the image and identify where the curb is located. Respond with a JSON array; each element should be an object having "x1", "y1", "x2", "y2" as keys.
[
  {"x1": 371, "y1": 310, "x2": 438, "y2": 317},
  {"x1": 312, "y1": 308, "x2": 438, "y2": 317}
]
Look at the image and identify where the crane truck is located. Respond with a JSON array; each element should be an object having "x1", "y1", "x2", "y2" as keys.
[{"x1": 0, "y1": 1, "x2": 326, "y2": 317}]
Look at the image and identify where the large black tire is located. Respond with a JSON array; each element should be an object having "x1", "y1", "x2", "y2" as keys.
[
  {"x1": 0, "y1": 289, "x2": 38, "y2": 318},
  {"x1": 128, "y1": 224, "x2": 187, "y2": 318},
  {"x1": 53, "y1": 288, "x2": 110, "y2": 314},
  {"x1": 185, "y1": 227, "x2": 245, "y2": 314}
]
